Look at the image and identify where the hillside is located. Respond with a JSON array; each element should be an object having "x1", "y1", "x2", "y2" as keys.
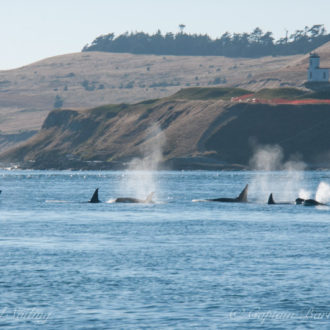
[
  {"x1": 1, "y1": 42, "x2": 330, "y2": 154},
  {"x1": 0, "y1": 51, "x2": 305, "y2": 137},
  {"x1": 2, "y1": 87, "x2": 330, "y2": 170},
  {"x1": 237, "y1": 41, "x2": 330, "y2": 90}
]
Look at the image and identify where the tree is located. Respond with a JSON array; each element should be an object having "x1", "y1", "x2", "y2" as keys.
[
  {"x1": 82, "y1": 25, "x2": 330, "y2": 58},
  {"x1": 54, "y1": 95, "x2": 63, "y2": 109},
  {"x1": 250, "y1": 27, "x2": 263, "y2": 43},
  {"x1": 308, "y1": 24, "x2": 325, "y2": 39},
  {"x1": 179, "y1": 24, "x2": 186, "y2": 33}
]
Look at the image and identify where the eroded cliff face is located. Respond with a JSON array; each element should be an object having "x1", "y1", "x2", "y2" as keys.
[
  {"x1": 2, "y1": 96, "x2": 330, "y2": 169},
  {"x1": 203, "y1": 103, "x2": 330, "y2": 166},
  {"x1": 0, "y1": 97, "x2": 228, "y2": 168}
]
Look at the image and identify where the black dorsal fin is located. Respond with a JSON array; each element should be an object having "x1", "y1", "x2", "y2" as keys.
[
  {"x1": 237, "y1": 184, "x2": 248, "y2": 202},
  {"x1": 268, "y1": 193, "x2": 275, "y2": 205},
  {"x1": 89, "y1": 188, "x2": 100, "y2": 203}
]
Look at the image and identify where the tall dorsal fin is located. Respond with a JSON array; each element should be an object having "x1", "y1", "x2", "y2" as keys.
[
  {"x1": 237, "y1": 184, "x2": 248, "y2": 202},
  {"x1": 89, "y1": 188, "x2": 100, "y2": 203},
  {"x1": 144, "y1": 192, "x2": 155, "y2": 203},
  {"x1": 268, "y1": 193, "x2": 275, "y2": 205}
]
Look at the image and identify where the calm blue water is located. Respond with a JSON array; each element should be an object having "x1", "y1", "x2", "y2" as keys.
[{"x1": 0, "y1": 170, "x2": 330, "y2": 329}]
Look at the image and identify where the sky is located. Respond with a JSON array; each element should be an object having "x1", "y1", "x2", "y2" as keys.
[{"x1": 1, "y1": 0, "x2": 330, "y2": 70}]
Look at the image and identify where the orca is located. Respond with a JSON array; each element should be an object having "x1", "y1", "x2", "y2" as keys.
[
  {"x1": 206, "y1": 184, "x2": 248, "y2": 203},
  {"x1": 89, "y1": 188, "x2": 101, "y2": 203},
  {"x1": 267, "y1": 193, "x2": 292, "y2": 205},
  {"x1": 114, "y1": 192, "x2": 155, "y2": 204},
  {"x1": 295, "y1": 197, "x2": 325, "y2": 206},
  {"x1": 303, "y1": 199, "x2": 325, "y2": 206},
  {"x1": 295, "y1": 198, "x2": 305, "y2": 205}
]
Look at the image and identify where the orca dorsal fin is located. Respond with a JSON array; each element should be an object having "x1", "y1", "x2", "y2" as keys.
[
  {"x1": 144, "y1": 192, "x2": 155, "y2": 203},
  {"x1": 268, "y1": 193, "x2": 275, "y2": 205},
  {"x1": 237, "y1": 184, "x2": 248, "y2": 202},
  {"x1": 89, "y1": 188, "x2": 100, "y2": 203}
]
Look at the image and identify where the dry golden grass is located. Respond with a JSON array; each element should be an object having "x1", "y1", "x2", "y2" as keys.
[
  {"x1": 238, "y1": 41, "x2": 330, "y2": 90},
  {"x1": 0, "y1": 51, "x2": 306, "y2": 134}
]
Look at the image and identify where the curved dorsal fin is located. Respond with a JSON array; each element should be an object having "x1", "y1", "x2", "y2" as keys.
[{"x1": 237, "y1": 184, "x2": 248, "y2": 202}]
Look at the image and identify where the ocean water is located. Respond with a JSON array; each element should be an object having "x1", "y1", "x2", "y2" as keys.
[{"x1": 0, "y1": 170, "x2": 330, "y2": 329}]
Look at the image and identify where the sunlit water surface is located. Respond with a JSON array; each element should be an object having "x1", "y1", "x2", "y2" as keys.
[{"x1": 0, "y1": 170, "x2": 329, "y2": 329}]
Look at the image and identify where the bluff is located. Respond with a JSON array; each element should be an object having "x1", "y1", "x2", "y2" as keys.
[
  {"x1": 1, "y1": 41, "x2": 330, "y2": 156},
  {"x1": 2, "y1": 88, "x2": 330, "y2": 170}
]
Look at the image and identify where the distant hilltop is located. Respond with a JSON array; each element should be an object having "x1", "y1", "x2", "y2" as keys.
[{"x1": 83, "y1": 24, "x2": 330, "y2": 58}]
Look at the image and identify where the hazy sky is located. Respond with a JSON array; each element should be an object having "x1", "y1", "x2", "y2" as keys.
[{"x1": 1, "y1": 0, "x2": 329, "y2": 70}]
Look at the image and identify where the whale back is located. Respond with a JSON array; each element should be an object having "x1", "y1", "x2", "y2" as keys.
[
  {"x1": 295, "y1": 198, "x2": 305, "y2": 205},
  {"x1": 304, "y1": 199, "x2": 323, "y2": 206}
]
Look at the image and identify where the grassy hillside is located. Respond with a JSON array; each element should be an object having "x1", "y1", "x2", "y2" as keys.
[
  {"x1": 254, "y1": 88, "x2": 307, "y2": 99},
  {"x1": 2, "y1": 87, "x2": 330, "y2": 170},
  {"x1": 171, "y1": 87, "x2": 251, "y2": 100},
  {"x1": 0, "y1": 51, "x2": 304, "y2": 137},
  {"x1": 237, "y1": 41, "x2": 330, "y2": 91},
  {"x1": 1, "y1": 41, "x2": 330, "y2": 139},
  {"x1": 173, "y1": 87, "x2": 330, "y2": 101},
  {"x1": 0, "y1": 40, "x2": 329, "y2": 155}
]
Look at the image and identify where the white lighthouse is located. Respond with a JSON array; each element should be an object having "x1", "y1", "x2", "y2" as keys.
[{"x1": 308, "y1": 53, "x2": 329, "y2": 82}]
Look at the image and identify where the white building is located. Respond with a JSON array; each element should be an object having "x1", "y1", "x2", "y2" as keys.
[{"x1": 308, "y1": 53, "x2": 329, "y2": 82}]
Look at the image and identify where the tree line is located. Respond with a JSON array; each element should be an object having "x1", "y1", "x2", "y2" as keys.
[{"x1": 82, "y1": 25, "x2": 330, "y2": 58}]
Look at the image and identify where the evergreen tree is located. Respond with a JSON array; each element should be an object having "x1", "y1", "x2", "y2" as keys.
[
  {"x1": 82, "y1": 25, "x2": 330, "y2": 58},
  {"x1": 54, "y1": 95, "x2": 63, "y2": 109}
]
